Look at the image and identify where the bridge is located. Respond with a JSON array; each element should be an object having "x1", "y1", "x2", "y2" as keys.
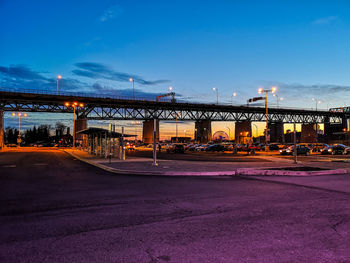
[{"x1": 0, "y1": 89, "x2": 348, "y2": 146}]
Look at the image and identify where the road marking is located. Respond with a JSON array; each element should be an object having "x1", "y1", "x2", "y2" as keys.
[
  {"x1": 2, "y1": 165, "x2": 16, "y2": 168},
  {"x1": 33, "y1": 163, "x2": 48, "y2": 166}
]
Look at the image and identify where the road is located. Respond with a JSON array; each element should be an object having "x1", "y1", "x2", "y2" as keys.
[{"x1": 0, "y1": 148, "x2": 350, "y2": 262}]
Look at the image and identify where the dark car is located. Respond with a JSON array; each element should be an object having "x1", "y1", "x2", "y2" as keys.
[
  {"x1": 268, "y1": 143, "x2": 280, "y2": 151},
  {"x1": 280, "y1": 145, "x2": 310, "y2": 156},
  {"x1": 166, "y1": 144, "x2": 185, "y2": 153},
  {"x1": 321, "y1": 144, "x2": 348, "y2": 155},
  {"x1": 205, "y1": 144, "x2": 225, "y2": 152}
]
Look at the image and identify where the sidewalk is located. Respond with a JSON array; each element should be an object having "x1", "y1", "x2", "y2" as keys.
[{"x1": 63, "y1": 149, "x2": 350, "y2": 177}]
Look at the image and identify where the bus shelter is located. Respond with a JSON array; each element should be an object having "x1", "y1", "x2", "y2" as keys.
[{"x1": 76, "y1": 127, "x2": 135, "y2": 159}]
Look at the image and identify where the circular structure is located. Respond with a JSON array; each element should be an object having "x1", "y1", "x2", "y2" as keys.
[{"x1": 212, "y1": 131, "x2": 229, "y2": 141}]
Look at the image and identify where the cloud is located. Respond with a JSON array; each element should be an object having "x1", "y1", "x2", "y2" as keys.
[
  {"x1": 73, "y1": 62, "x2": 169, "y2": 85},
  {"x1": 261, "y1": 81, "x2": 350, "y2": 108},
  {"x1": 312, "y1": 16, "x2": 338, "y2": 25},
  {"x1": 0, "y1": 64, "x2": 88, "y2": 92},
  {"x1": 0, "y1": 65, "x2": 47, "y2": 81},
  {"x1": 0, "y1": 64, "x2": 174, "y2": 100},
  {"x1": 100, "y1": 4, "x2": 122, "y2": 22}
]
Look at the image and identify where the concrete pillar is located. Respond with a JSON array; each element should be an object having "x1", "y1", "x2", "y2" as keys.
[
  {"x1": 195, "y1": 120, "x2": 212, "y2": 143},
  {"x1": 0, "y1": 110, "x2": 4, "y2": 150},
  {"x1": 324, "y1": 116, "x2": 348, "y2": 144},
  {"x1": 235, "y1": 121, "x2": 252, "y2": 144},
  {"x1": 143, "y1": 119, "x2": 159, "y2": 144},
  {"x1": 269, "y1": 122, "x2": 284, "y2": 143},
  {"x1": 301, "y1": 123, "x2": 317, "y2": 143},
  {"x1": 75, "y1": 118, "x2": 88, "y2": 147}
]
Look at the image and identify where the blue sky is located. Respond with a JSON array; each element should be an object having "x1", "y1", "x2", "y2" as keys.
[{"x1": 1, "y1": 0, "x2": 350, "y2": 137}]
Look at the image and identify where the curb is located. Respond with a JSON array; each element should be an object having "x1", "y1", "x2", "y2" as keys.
[
  {"x1": 63, "y1": 150, "x2": 235, "y2": 177},
  {"x1": 63, "y1": 150, "x2": 347, "y2": 177},
  {"x1": 236, "y1": 168, "x2": 347, "y2": 176}
]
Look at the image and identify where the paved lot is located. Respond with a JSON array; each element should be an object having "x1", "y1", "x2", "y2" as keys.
[{"x1": 0, "y1": 148, "x2": 350, "y2": 262}]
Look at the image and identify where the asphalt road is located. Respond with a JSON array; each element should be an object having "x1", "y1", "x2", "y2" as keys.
[{"x1": 0, "y1": 149, "x2": 350, "y2": 263}]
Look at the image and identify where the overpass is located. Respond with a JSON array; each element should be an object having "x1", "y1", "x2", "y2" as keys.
[{"x1": 0, "y1": 89, "x2": 347, "y2": 145}]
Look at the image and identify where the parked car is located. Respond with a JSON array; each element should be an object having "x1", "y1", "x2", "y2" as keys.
[
  {"x1": 280, "y1": 145, "x2": 310, "y2": 155},
  {"x1": 205, "y1": 144, "x2": 225, "y2": 152},
  {"x1": 268, "y1": 143, "x2": 280, "y2": 150},
  {"x1": 166, "y1": 144, "x2": 185, "y2": 153},
  {"x1": 321, "y1": 144, "x2": 349, "y2": 155},
  {"x1": 195, "y1": 144, "x2": 208, "y2": 151}
]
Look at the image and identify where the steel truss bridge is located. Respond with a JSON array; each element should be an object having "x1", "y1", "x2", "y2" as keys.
[{"x1": 0, "y1": 90, "x2": 346, "y2": 124}]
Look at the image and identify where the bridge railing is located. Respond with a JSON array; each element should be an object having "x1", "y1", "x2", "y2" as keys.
[
  {"x1": 0, "y1": 87, "x2": 334, "y2": 112},
  {"x1": 0, "y1": 87, "x2": 167, "y2": 102}
]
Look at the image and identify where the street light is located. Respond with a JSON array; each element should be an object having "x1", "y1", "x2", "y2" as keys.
[
  {"x1": 258, "y1": 86, "x2": 277, "y2": 148},
  {"x1": 273, "y1": 94, "x2": 283, "y2": 108},
  {"x1": 64, "y1": 102, "x2": 84, "y2": 148},
  {"x1": 129, "y1": 77, "x2": 135, "y2": 100},
  {"x1": 312, "y1": 98, "x2": 321, "y2": 151},
  {"x1": 231, "y1": 92, "x2": 237, "y2": 106},
  {"x1": 168, "y1": 86, "x2": 173, "y2": 92},
  {"x1": 213, "y1": 87, "x2": 218, "y2": 105},
  {"x1": 312, "y1": 98, "x2": 321, "y2": 111},
  {"x1": 57, "y1": 75, "x2": 62, "y2": 95},
  {"x1": 12, "y1": 112, "x2": 28, "y2": 146}
]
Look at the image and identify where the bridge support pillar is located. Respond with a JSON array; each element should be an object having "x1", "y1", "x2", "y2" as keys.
[
  {"x1": 269, "y1": 122, "x2": 284, "y2": 143},
  {"x1": 324, "y1": 116, "x2": 348, "y2": 144},
  {"x1": 143, "y1": 119, "x2": 159, "y2": 144},
  {"x1": 235, "y1": 121, "x2": 252, "y2": 144},
  {"x1": 0, "y1": 110, "x2": 4, "y2": 150},
  {"x1": 75, "y1": 118, "x2": 88, "y2": 147},
  {"x1": 301, "y1": 123, "x2": 317, "y2": 143},
  {"x1": 195, "y1": 120, "x2": 212, "y2": 143}
]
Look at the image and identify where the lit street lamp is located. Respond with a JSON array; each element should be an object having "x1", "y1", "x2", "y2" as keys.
[
  {"x1": 57, "y1": 75, "x2": 62, "y2": 95},
  {"x1": 273, "y1": 94, "x2": 283, "y2": 108},
  {"x1": 312, "y1": 98, "x2": 321, "y2": 111},
  {"x1": 231, "y1": 92, "x2": 237, "y2": 106},
  {"x1": 213, "y1": 87, "x2": 218, "y2": 105},
  {"x1": 11, "y1": 112, "x2": 28, "y2": 146},
  {"x1": 258, "y1": 86, "x2": 277, "y2": 148},
  {"x1": 168, "y1": 86, "x2": 173, "y2": 92},
  {"x1": 64, "y1": 102, "x2": 84, "y2": 148},
  {"x1": 129, "y1": 78, "x2": 135, "y2": 100}
]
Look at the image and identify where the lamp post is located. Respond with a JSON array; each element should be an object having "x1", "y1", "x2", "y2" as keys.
[
  {"x1": 213, "y1": 87, "x2": 218, "y2": 105},
  {"x1": 169, "y1": 86, "x2": 173, "y2": 92},
  {"x1": 11, "y1": 112, "x2": 28, "y2": 146},
  {"x1": 312, "y1": 98, "x2": 321, "y2": 152},
  {"x1": 65, "y1": 102, "x2": 84, "y2": 148},
  {"x1": 258, "y1": 86, "x2": 277, "y2": 149},
  {"x1": 273, "y1": 94, "x2": 283, "y2": 108},
  {"x1": 312, "y1": 98, "x2": 321, "y2": 111},
  {"x1": 231, "y1": 92, "x2": 237, "y2": 106},
  {"x1": 129, "y1": 78, "x2": 135, "y2": 100},
  {"x1": 57, "y1": 75, "x2": 62, "y2": 95}
]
